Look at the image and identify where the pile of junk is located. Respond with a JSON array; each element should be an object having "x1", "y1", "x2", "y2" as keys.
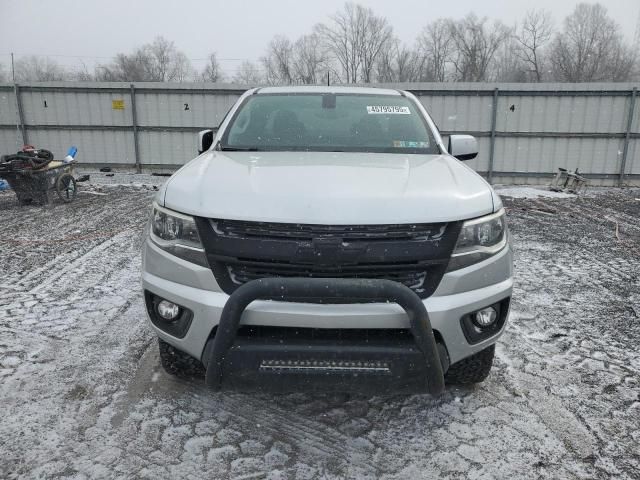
[
  {"x1": 0, "y1": 145, "x2": 80, "y2": 205},
  {"x1": 549, "y1": 167, "x2": 589, "y2": 194}
]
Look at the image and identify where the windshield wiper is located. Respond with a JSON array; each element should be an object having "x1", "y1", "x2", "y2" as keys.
[{"x1": 219, "y1": 146, "x2": 261, "y2": 152}]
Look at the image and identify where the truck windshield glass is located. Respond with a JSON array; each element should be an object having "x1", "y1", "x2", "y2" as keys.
[{"x1": 221, "y1": 93, "x2": 439, "y2": 154}]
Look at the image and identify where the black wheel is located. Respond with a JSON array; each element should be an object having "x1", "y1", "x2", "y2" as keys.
[
  {"x1": 445, "y1": 344, "x2": 495, "y2": 385},
  {"x1": 158, "y1": 338, "x2": 205, "y2": 378},
  {"x1": 55, "y1": 173, "x2": 77, "y2": 202}
]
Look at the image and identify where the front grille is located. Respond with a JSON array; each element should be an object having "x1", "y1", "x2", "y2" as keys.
[
  {"x1": 212, "y1": 219, "x2": 447, "y2": 242},
  {"x1": 195, "y1": 218, "x2": 462, "y2": 299},
  {"x1": 228, "y1": 262, "x2": 428, "y2": 292}
]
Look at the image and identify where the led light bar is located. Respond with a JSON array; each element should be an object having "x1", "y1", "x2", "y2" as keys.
[{"x1": 259, "y1": 359, "x2": 391, "y2": 374}]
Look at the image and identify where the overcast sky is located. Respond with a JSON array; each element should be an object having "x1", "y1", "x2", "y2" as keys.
[{"x1": 1, "y1": 0, "x2": 638, "y2": 75}]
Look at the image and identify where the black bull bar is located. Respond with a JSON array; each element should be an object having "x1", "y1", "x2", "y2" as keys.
[{"x1": 203, "y1": 278, "x2": 446, "y2": 395}]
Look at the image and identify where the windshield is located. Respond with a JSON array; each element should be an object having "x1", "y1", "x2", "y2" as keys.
[{"x1": 221, "y1": 93, "x2": 439, "y2": 154}]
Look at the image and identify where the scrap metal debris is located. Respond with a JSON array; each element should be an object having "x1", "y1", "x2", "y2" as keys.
[{"x1": 550, "y1": 167, "x2": 589, "y2": 194}]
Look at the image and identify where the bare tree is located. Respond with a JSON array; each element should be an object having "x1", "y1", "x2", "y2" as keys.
[
  {"x1": 144, "y1": 37, "x2": 173, "y2": 80},
  {"x1": 396, "y1": 46, "x2": 425, "y2": 82},
  {"x1": 233, "y1": 60, "x2": 263, "y2": 85},
  {"x1": 261, "y1": 33, "x2": 332, "y2": 85},
  {"x1": 261, "y1": 35, "x2": 295, "y2": 85},
  {"x1": 359, "y1": 6, "x2": 394, "y2": 82},
  {"x1": 14, "y1": 56, "x2": 67, "y2": 81},
  {"x1": 417, "y1": 19, "x2": 454, "y2": 81},
  {"x1": 605, "y1": 43, "x2": 639, "y2": 81},
  {"x1": 144, "y1": 37, "x2": 193, "y2": 81},
  {"x1": 292, "y1": 34, "x2": 330, "y2": 84},
  {"x1": 515, "y1": 10, "x2": 554, "y2": 82},
  {"x1": 315, "y1": 4, "x2": 359, "y2": 83},
  {"x1": 550, "y1": 3, "x2": 636, "y2": 82},
  {"x1": 376, "y1": 40, "x2": 424, "y2": 82},
  {"x1": 95, "y1": 51, "x2": 149, "y2": 81},
  {"x1": 375, "y1": 39, "x2": 399, "y2": 83},
  {"x1": 71, "y1": 63, "x2": 95, "y2": 81},
  {"x1": 375, "y1": 43, "x2": 395, "y2": 83},
  {"x1": 492, "y1": 36, "x2": 529, "y2": 82},
  {"x1": 201, "y1": 53, "x2": 223, "y2": 82},
  {"x1": 96, "y1": 36, "x2": 193, "y2": 82},
  {"x1": 316, "y1": 2, "x2": 393, "y2": 83},
  {"x1": 170, "y1": 51, "x2": 194, "y2": 82},
  {"x1": 448, "y1": 14, "x2": 512, "y2": 81}
]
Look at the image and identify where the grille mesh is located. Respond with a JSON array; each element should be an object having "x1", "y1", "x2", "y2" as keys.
[
  {"x1": 227, "y1": 263, "x2": 428, "y2": 292},
  {"x1": 212, "y1": 219, "x2": 447, "y2": 242}
]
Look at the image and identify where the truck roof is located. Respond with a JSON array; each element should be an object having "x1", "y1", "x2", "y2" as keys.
[{"x1": 255, "y1": 85, "x2": 402, "y2": 96}]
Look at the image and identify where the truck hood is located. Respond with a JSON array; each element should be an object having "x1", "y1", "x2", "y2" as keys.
[{"x1": 163, "y1": 151, "x2": 494, "y2": 224}]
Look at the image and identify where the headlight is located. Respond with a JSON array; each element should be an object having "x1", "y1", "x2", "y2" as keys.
[
  {"x1": 149, "y1": 204, "x2": 208, "y2": 267},
  {"x1": 447, "y1": 209, "x2": 508, "y2": 271}
]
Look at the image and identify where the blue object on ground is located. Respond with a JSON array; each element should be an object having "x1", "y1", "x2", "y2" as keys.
[
  {"x1": 64, "y1": 145, "x2": 78, "y2": 163},
  {"x1": 0, "y1": 179, "x2": 10, "y2": 191}
]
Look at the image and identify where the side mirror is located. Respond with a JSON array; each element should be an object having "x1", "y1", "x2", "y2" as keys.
[
  {"x1": 198, "y1": 129, "x2": 214, "y2": 154},
  {"x1": 448, "y1": 135, "x2": 478, "y2": 161}
]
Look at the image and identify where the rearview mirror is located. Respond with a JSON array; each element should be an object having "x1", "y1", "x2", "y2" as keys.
[
  {"x1": 198, "y1": 129, "x2": 214, "y2": 154},
  {"x1": 448, "y1": 135, "x2": 478, "y2": 161}
]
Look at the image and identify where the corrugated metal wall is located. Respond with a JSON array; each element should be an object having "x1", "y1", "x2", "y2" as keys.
[
  {"x1": 493, "y1": 91, "x2": 630, "y2": 176},
  {"x1": 1, "y1": 82, "x2": 638, "y2": 185},
  {"x1": 133, "y1": 88, "x2": 240, "y2": 165}
]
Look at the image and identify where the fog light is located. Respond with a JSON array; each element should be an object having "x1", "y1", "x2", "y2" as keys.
[
  {"x1": 157, "y1": 300, "x2": 180, "y2": 320},
  {"x1": 474, "y1": 307, "x2": 497, "y2": 328}
]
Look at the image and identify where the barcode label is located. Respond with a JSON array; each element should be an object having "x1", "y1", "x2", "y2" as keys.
[{"x1": 366, "y1": 105, "x2": 411, "y2": 114}]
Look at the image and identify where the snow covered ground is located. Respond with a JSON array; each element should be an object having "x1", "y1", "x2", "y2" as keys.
[{"x1": 1, "y1": 180, "x2": 639, "y2": 479}]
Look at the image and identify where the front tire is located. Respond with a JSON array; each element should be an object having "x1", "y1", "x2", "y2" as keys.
[
  {"x1": 445, "y1": 344, "x2": 495, "y2": 385},
  {"x1": 158, "y1": 338, "x2": 204, "y2": 378}
]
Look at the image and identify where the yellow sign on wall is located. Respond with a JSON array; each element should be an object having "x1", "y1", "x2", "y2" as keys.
[{"x1": 112, "y1": 99, "x2": 125, "y2": 110}]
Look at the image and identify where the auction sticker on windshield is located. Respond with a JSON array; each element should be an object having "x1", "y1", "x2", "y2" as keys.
[
  {"x1": 393, "y1": 140, "x2": 429, "y2": 148},
  {"x1": 367, "y1": 105, "x2": 411, "y2": 114}
]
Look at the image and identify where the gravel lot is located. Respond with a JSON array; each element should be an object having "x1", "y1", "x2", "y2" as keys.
[{"x1": 1, "y1": 177, "x2": 639, "y2": 479}]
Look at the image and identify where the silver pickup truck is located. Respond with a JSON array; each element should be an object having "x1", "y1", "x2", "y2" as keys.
[{"x1": 142, "y1": 86, "x2": 513, "y2": 394}]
